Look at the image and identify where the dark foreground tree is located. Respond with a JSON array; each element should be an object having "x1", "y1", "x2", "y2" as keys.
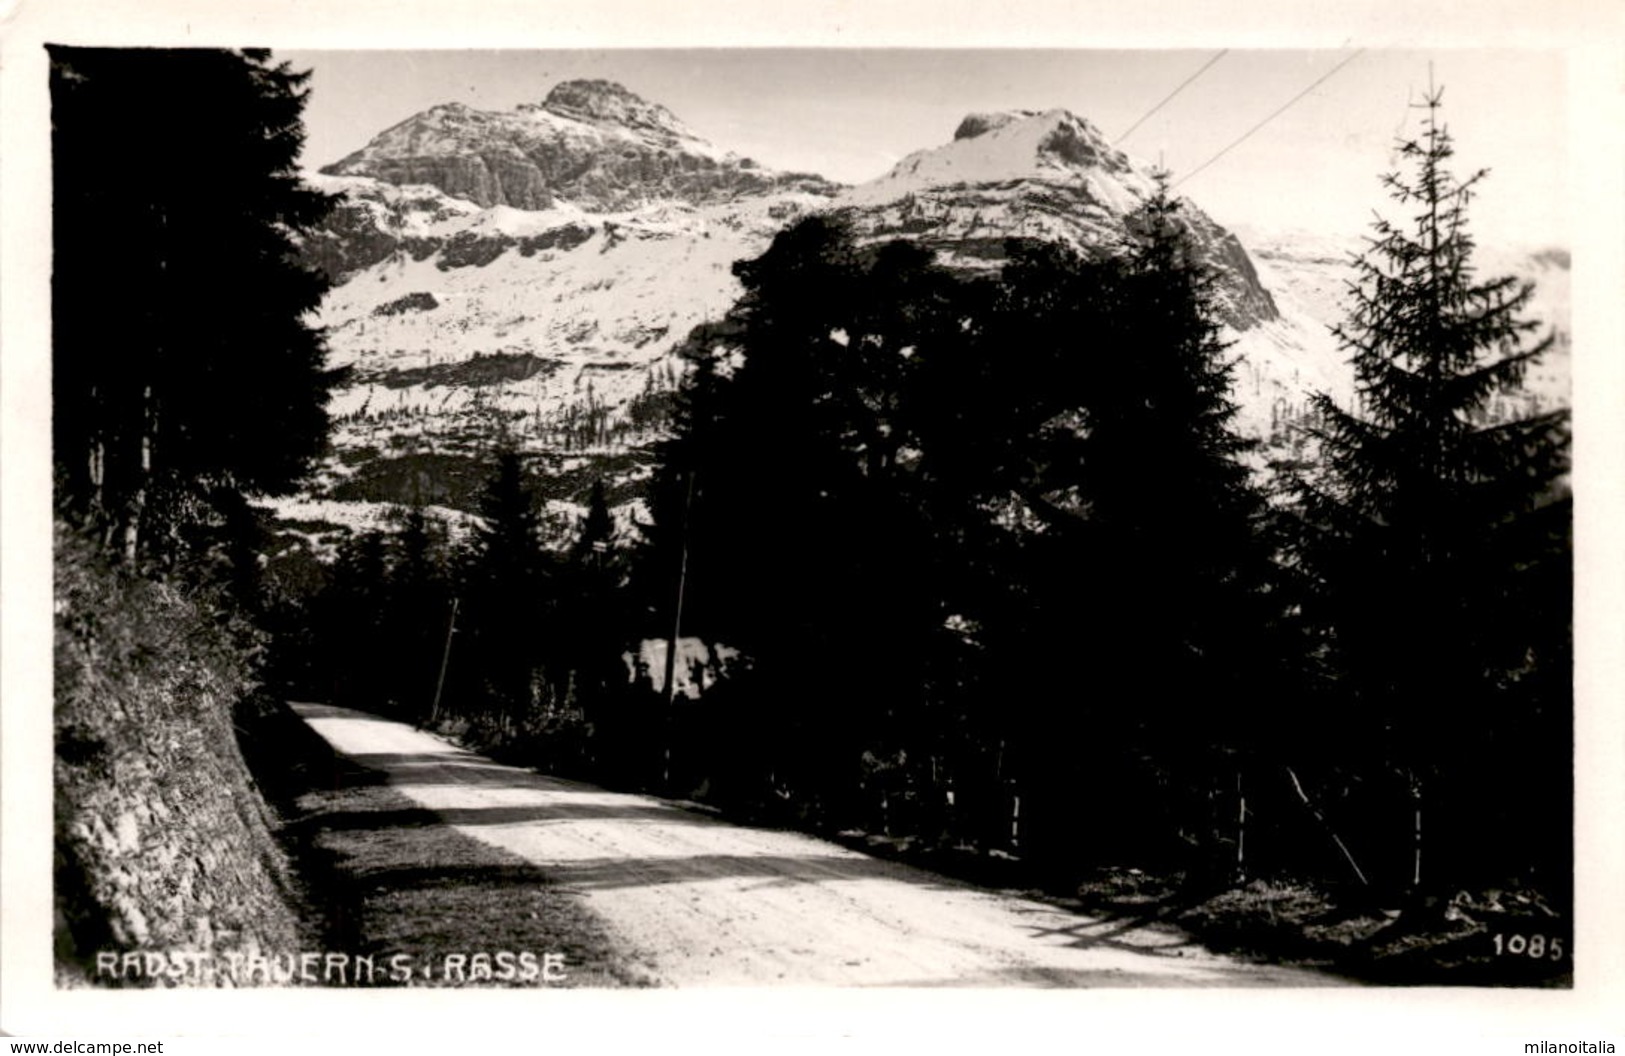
[
  {"x1": 638, "y1": 205, "x2": 1281, "y2": 863},
  {"x1": 982, "y1": 184, "x2": 1281, "y2": 878},
  {"x1": 1288, "y1": 89, "x2": 1571, "y2": 894},
  {"x1": 50, "y1": 47, "x2": 335, "y2": 562},
  {"x1": 380, "y1": 506, "x2": 455, "y2": 720},
  {"x1": 639, "y1": 217, "x2": 965, "y2": 815},
  {"x1": 550, "y1": 480, "x2": 632, "y2": 767},
  {"x1": 321, "y1": 528, "x2": 394, "y2": 713}
]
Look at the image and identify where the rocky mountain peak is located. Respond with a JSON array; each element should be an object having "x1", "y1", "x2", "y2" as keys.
[
  {"x1": 952, "y1": 110, "x2": 1041, "y2": 140},
  {"x1": 539, "y1": 79, "x2": 688, "y2": 138},
  {"x1": 1031, "y1": 111, "x2": 1129, "y2": 174},
  {"x1": 320, "y1": 81, "x2": 841, "y2": 214},
  {"x1": 837, "y1": 107, "x2": 1276, "y2": 329},
  {"x1": 847, "y1": 108, "x2": 1136, "y2": 210}
]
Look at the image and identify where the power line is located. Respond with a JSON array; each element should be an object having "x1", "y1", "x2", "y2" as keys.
[
  {"x1": 1387, "y1": 84, "x2": 1416, "y2": 168},
  {"x1": 1115, "y1": 49, "x2": 1229, "y2": 146},
  {"x1": 1172, "y1": 49, "x2": 1366, "y2": 191}
]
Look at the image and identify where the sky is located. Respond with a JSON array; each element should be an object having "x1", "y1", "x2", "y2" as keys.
[{"x1": 281, "y1": 48, "x2": 1568, "y2": 249}]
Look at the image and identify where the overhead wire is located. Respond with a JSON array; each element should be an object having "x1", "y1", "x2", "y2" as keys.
[
  {"x1": 1114, "y1": 49, "x2": 1230, "y2": 146},
  {"x1": 1172, "y1": 49, "x2": 1367, "y2": 191}
]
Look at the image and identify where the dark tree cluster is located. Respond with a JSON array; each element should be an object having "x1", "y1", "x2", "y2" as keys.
[
  {"x1": 50, "y1": 47, "x2": 338, "y2": 568},
  {"x1": 48, "y1": 47, "x2": 342, "y2": 981},
  {"x1": 617, "y1": 101, "x2": 1568, "y2": 899},
  {"x1": 628, "y1": 181, "x2": 1287, "y2": 871},
  {"x1": 284, "y1": 457, "x2": 631, "y2": 776}
]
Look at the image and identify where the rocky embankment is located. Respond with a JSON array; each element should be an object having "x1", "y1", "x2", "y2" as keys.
[{"x1": 53, "y1": 523, "x2": 306, "y2": 986}]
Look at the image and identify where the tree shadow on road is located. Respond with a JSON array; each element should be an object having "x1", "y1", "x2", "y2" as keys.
[
  {"x1": 302, "y1": 799, "x2": 725, "y2": 832},
  {"x1": 284, "y1": 778, "x2": 647, "y2": 987},
  {"x1": 252, "y1": 701, "x2": 645, "y2": 987},
  {"x1": 276, "y1": 703, "x2": 1353, "y2": 987},
  {"x1": 349, "y1": 849, "x2": 972, "y2": 896}
]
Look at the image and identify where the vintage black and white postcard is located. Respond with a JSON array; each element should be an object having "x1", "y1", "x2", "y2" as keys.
[{"x1": 2, "y1": 0, "x2": 1621, "y2": 1051}]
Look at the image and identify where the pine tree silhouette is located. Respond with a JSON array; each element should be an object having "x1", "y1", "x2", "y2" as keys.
[
  {"x1": 572, "y1": 480, "x2": 615, "y2": 564},
  {"x1": 49, "y1": 47, "x2": 336, "y2": 562},
  {"x1": 456, "y1": 447, "x2": 553, "y2": 723},
  {"x1": 382, "y1": 505, "x2": 452, "y2": 719},
  {"x1": 640, "y1": 218, "x2": 961, "y2": 818},
  {"x1": 984, "y1": 180, "x2": 1279, "y2": 874}
]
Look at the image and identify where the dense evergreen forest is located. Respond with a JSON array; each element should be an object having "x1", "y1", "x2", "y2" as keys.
[{"x1": 288, "y1": 100, "x2": 1569, "y2": 907}]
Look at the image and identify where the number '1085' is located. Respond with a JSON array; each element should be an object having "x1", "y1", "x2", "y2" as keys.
[{"x1": 1491, "y1": 933, "x2": 1564, "y2": 961}]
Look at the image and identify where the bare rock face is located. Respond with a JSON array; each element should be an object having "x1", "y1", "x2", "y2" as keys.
[
  {"x1": 540, "y1": 78, "x2": 689, "y2": 140},
  {"x1": 953, "y1": 111, "x2": 1036, "y2": 140},
  {"x1": 320, "y1": 80, "x2": 840, "y2": 213}
]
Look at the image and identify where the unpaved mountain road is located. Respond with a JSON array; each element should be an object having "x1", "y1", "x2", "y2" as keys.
[{"x1": 292, "y1": 702, "x2": 1340, "y2": 988}]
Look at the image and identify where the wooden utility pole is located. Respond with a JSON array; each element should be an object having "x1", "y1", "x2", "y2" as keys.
[
  {"x1": 1412, "y1": 775, "x2": 1423, "y2": 889},
  {"x1": 662, "y1": 472, "x2": 696, "y2": 790},
  {"x1": 1236, "y1": 769, "x2": 1248, "y2": 882},
  {"x1": 428, "y1": 596, "x2": 459, "y2": 727}
]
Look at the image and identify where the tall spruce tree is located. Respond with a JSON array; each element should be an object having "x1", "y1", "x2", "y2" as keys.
[
  {"x1": 1101, "y1": 178, "x2": 1280, "y2": 744},
  {"x1": 381, "y1": 506, "x2": 452, "y2": 720},
  {"x1": 50, "y1": 48, "x2": 336, "y2": 562},
  {"x1": 457, "y1": 447, "x2": 553, "y2": 722},
  {"x1": 572, "y1": 480, "x2": 615, "y2": 564},
  {"x1": 640, "y1": 217, "x2": 961, "y2": 816},
  {"x1": 555, "y1": 479, "x2": 627, "y2": 744},
  {"x1": 1290, "y1": 88, "x2": 1571, "y2": 892},
  {"x1": 323, "y1": 528, "x2": 394, "y2": 713}
]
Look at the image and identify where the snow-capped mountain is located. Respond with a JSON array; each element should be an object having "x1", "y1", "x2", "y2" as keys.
[
  {"x1": 824, "y1": 106, "x2": 1340, "y2": 455},
  {"x1": 307, "y1": 173, "x2": 833, "y2": 453},
  {"x1": 291, "y1": 173, "x2": 838, "y2": 541},
  {"x1": 291, "y1": 82, "x2": 845, "y2": 539},
  {"x1": 835, "y1": 109, "x2": 1278, "y2": 331},
  {"x1": 286, "y1": 80, "x2": 1567, "y2": 547}
]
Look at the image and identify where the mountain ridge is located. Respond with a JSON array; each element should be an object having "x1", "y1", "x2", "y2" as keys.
[
  {"x1": 834, "y1": 106, "x2": 1277, "y2": 330},
  {"x1": 284, "y1": 82, "x2": 1566, "y2": 551},
  {"x1": 320, "y1": 78, "x2": 841, "y2": 213}
]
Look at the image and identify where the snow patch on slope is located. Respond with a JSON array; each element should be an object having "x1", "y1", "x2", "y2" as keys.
[{"x1": 315, "y1": 190, "x2": 816, "y2": 457}]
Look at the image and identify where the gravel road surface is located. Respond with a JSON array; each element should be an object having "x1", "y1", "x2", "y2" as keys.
[{"x1": 292, "y1": 702, "x2": 1340, "y2": 988}]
